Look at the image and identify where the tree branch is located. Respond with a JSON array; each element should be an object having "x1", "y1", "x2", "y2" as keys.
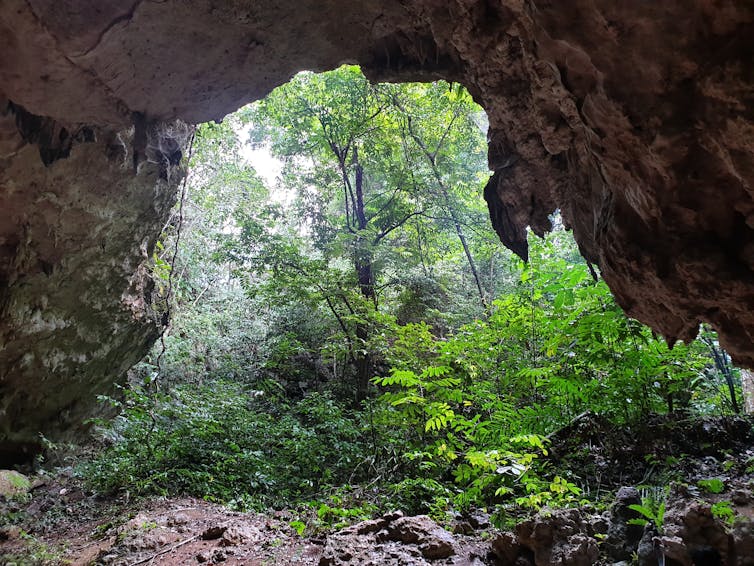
[{"x1": 375, "y1": 210, "x2": 426, "y2": 243}]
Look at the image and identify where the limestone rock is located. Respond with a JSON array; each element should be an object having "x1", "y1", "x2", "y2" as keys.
[
  {"x1": 220, "y1": 523, "x2": 260, "y2": 546},
  {"x1": 319, "y1": 513, "x2": 460, "y2": 565},
  {"x1": 603, "y1": 486, "x2": 645, "y2": 561},
  {"x1": 492, "y1": 508, "x2": 601, "y2": 566},
  {"x1": 0, "y1": 105, "x2": 188, "y2": 463},
  {"x1": 0, "y1": 470, "x2": 30, "y2": 499},
  {"x1": 515, "y1": 508, "x2": 600, "y2": 566},
  {"x1": 659, "y1": 499, "x2": 734, "y2": 566}
]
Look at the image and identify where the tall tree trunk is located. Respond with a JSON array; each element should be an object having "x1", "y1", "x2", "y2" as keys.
[
  {"x1": 401, "y1": 111, "x2": 487, "y2": 310},
  {"x1": 741, "y1": 368, "x2": 754, "y2": 414},
  {"x1": 352, "y1": 146, "x2": 375, "y2": 400},
  {"x1": 437, "y1": 179, "x2": 487, "y2": 310},
  {"x1": 353, "y1": 149, "x2": 376, "y2": 305}
]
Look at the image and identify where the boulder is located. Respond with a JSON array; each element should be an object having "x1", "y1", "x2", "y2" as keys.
[{"x1": 0, "y1": 470, "x2": 30, "y2": 500}]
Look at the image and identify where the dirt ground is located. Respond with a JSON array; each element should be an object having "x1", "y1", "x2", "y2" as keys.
[
  {"x1": 1, "y1": 483, "x2": 325, "y2": 565},
  {"x1": 0, "y1": 478, "x2": 495, "y2": 565},
  {"x1": 3, "y1": 415, "x2": 754, "y2": 565}
]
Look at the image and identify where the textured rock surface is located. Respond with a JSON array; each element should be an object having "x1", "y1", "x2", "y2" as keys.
[
  {"x1": 658, "y1": 498, "x2": 734, "y2": 566},
  {"x1": 318, "y1": 512, "x2": 491, "y2": 565},
  {"x1": 491, "y1": 508, "x2": 606, "y2": 566},
  {"x1": 1, "y1": 1, "x2": 754, "y2": 454},
  {"x1": 0, "y1": 470, "x2": 30, "y2": 500},
  {"x1": 603, "y1": 486, "x2": 646, "y2": 561},
  {"x1": 514, "y1": 508, "x2": 601, "y2": 566},
  {"x1": 0, "y1": 101, "x2": 187, "y2": 463}
]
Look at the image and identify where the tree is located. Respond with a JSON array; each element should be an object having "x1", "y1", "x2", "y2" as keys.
[
  {"x1": 242, "y1": 66, "x2": 491, "y2": 398},
  {"x1": 388, "y1": 82, "x2": 489, "y2": 309}
]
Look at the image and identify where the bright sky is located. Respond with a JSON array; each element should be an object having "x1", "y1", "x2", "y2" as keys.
[
  {"x1": 243, "y1": 145, "x2": 281, "y2": 186},
  {"x1": 236, "y1": 122, "x2": 295, "y2": 207}
]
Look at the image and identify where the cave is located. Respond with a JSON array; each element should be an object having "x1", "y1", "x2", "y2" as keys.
[{"x1": 1, "y1": 1, "x2": 754, "y2": 464}]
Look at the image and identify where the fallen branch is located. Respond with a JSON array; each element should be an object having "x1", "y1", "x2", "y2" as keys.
[
  {"x1": 546, "y1": 410, "x2": 597, "y2": 442},
  {"x1": 129, "y1": 535, "x2": 199, "y2": 566}
]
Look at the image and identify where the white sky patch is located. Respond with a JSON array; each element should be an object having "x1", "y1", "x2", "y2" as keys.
[
  {"x1": 235, "y1": 122, "x2": 295, "y2": 208},
  {"x1": 244, "y1": 145, "x2": 282, "y2": 186}
]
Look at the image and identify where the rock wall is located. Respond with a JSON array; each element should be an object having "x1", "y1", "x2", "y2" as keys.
[
  {"x1": 0, "y1": 101, "x2": 187, "y2": 463},
  {"x1": 1, "y1": 0, "x2": 754, "y2": 460}
]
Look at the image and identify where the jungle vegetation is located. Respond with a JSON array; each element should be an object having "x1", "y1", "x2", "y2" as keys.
[{"x1": 79, "y1": 66, "x2": 745, "y2": 529}]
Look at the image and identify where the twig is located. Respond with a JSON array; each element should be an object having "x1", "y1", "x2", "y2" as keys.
[
  {"x1": 155, "y1": 129, "x2": 197, "y2": 376},
  {"x1": 129, "y1": 535, "x2": 199, "y2": 566}
]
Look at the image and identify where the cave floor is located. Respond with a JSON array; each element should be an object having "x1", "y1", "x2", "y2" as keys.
[
  {"x1": 2, "y1": 490, "x2": 326, "y2": 565},
  {"x1": 0, "y1": 487, "x2": 496, "y2": 565},
  {"x1": 2, "y1": 415, "x2": 754, "y2": 565}
]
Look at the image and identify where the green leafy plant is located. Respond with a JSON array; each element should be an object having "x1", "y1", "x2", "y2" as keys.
[
  {"x1": 289, "y1": 520, "x2": 307, "y2": 536},
  {"x1": 710, "y1": 500, "x2": 736, "y2": 526},
  {"x1": 628, "y1": 499, "x2": 666, "y2": 532},
  {"x1": 80, "y1": 384, "x2": 371, "y2": 509},
  {"x1": 74, "y1": 64, "x2": 746, "y2": 534},
  {"x1": 697, "y1": 478, "x2": 725, "y2": 494}
]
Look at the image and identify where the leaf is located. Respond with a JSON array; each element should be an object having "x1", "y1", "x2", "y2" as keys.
[
  {"x1": 628, "y1": 504, "x2": 657, "y2": 521},
  {"x1": 697, "y1": 478, "x2": 725, "y2": 494},
  {"x1": 290, "y1": 520, "x2": 306, "y2": 536},
  {"x1": 423, "y1": 366, "x2": 452, "y2": 378}
]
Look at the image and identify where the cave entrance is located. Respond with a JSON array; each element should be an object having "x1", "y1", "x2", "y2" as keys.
[
  {"x1": 147, "y1": 65, "x2": 501, "y2": 398},
  {"x1": 5, "y1": 65, "x2": 754, "y2": 566},
  {"x1": 104, "y1": 65, "x2": 746, "y2": 507}
]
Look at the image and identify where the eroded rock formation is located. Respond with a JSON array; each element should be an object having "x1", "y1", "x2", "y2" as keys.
[
  {"x1": 0, "y1": 102, "x2": 188, "y2": 463},
  {"x1": 1, "y1": 0, "x2": 754, "y2": 460}
]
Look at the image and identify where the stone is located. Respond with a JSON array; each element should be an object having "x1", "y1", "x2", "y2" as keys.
[
  {"x1": 0, "y1": 109, "x2": 188, "y2": 464},
  {"x1": 466, "y1": 510, "x2": 490, "y2": 530},
  {"x1": 650, "y1": 497, "x2": 750, "y2": 565},
  {"x1": 603, "y1": 486, "x2": 645, "y2": 560},
  {"x1": 731, "y1": 488, "x2": 751, "y2": 506},
  {"x1": 319, "y1": 513, "x2": 461, "y2": 565},
  {"x1": 731, "y1": 520, "x2": 754, "y2": 566},
  {"x1": 201, "y1": 525, "x2": 227, "y2": 540},
  {"x1": 515, "y1": 508, "x2": 599, "y2": 566},
  {"x1": 0, "y1": 470, "x2": 30, "y2": 499},
  {"x1": 220, "y1": 524, "x2": 259, "y2": 546},
  {"x1": 491, "y1": 531, "x2": 522, "y2": 563}
]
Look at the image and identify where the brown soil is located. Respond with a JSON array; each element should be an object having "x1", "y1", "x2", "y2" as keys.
[
  {"x1": 2, "y1": 489, "x2": 328, "y2": 565},
  {"x1": 0, "y1": 479, "x2": 494, "y2": 565},
  {"x1": 3, "y1": 415, "x2": 754, "y2": 565}
]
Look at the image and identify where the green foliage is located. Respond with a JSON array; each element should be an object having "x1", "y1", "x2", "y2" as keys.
[
  {"x1": 386, "y1": 478, "x2": 453, "y2": 521},
  {"x1": 372, "y1": 326, "x2": 582, "y2": 514},
  {"x1": 710, "y1": 500, "x2": 736, "y2": 526},
  {"x1": 697, "y1": 478, "x2": 726, "y2": 494},
  {"x1": 80, "y1": 385, "x2": 370, "y2": 508},
  {"x1": 313, "y1": 498, "x2": 376, "y2": 530},
  {"x1": 628, "y1": 499, "x2": 666, "y2": 532},
  {"x1": 77, "y1": 65, "x2": 748, "y2": 527},
  {"x1": 289, "y1": 519, "x2": 307, "y2": 536}
]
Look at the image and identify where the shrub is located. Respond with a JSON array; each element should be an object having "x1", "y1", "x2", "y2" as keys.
[{"x1": 80, "y1": 383, "x2": 371, "y2": 508}]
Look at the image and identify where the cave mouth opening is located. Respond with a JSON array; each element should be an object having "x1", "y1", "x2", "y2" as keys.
[
  {"x1": 3, "y1": 3, "x2": 754, "y2": 559},
  {"x1": 75, "y1": 63, "x2": 746, "y2": 513},
  {"x1": 147, "y1": 63, "x2": 501, "y2": 391}
]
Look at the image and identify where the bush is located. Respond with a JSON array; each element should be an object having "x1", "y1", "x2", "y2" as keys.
[{"x1": 80, "y1": 383, "x2": 372, "y2": 508}]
